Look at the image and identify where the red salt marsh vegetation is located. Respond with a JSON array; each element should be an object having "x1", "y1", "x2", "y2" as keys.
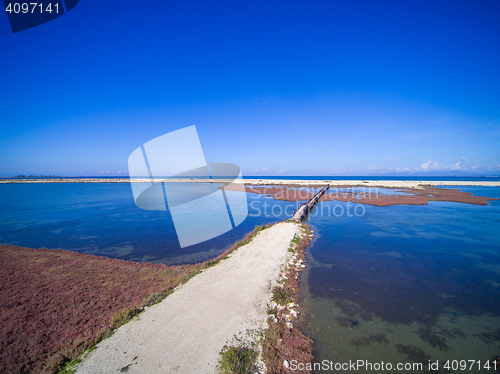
[
  {"x1": 227, "y1": 185, "x2": 498, "y2": 206},
  {"x1": 262, "y1": 223, "x2": 314, "y2": 374},
  {"x1": 0, "y1": 226, "x2": 268, "y2": 374},
  {"x1": 339, "y1": 187, "x2": 498, "y2": 206},
  {"x1": 0, "y1": 245, "x2": 197, "y2": 373}
]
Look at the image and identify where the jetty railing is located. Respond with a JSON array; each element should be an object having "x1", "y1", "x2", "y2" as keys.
[{"x1": 291, "y1": 184, "x2": 330, "y2": 222}]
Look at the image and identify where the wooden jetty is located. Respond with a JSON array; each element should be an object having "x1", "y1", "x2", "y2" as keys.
[{"x1": 291, "y1": 184, "x2": 330, "y2": 222}]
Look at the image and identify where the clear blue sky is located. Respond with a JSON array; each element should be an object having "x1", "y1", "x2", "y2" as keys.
[{"x1": 1, "y1": 0, "x2": 499, "y2": 176}]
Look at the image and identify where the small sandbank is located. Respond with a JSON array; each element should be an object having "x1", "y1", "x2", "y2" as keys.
[
  {"x1": 76, "y1": 222, "x2": 303, "y2": 374},
  {"x1": 225, "y1": 185, "x2": 499, "y2": 206},
  {"x1": 2, "y1": 177, "x2": 500, "y2": 188}
]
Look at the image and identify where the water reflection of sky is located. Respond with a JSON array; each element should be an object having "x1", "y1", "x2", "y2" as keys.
[
  {"x1": 3, "y1": 183, "x2": 500, "y2": 369},
  {"x1": 0, "y1": 183, "x2": 296, "y2": 265},
  {"x1": 301, "y1": 187, "x2": 500, "y2": 371}
]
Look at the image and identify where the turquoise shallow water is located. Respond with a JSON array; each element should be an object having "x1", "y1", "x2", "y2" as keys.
[{"x1": 299, "y1": 187, "x2": 500, "y2": 373}]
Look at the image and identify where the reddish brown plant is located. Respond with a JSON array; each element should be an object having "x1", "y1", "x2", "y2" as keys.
[
  {"x1": 224, "y1": 185, "x2": 498, "y2": 206},
  {"x1": 0, "y1": 225, "x2": 266, "y2": 373},
  {"x1": 261, "y1": 223, "x2": 314, "y2": 374}
]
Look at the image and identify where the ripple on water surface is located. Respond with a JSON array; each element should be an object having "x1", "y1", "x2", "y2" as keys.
[{"x1": 299, "y1": 189, "x2": 500, "y2": 373}]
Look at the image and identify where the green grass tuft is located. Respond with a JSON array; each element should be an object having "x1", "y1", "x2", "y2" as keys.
[
  {"x1": 271, "y1": 286, "x2": 293, "y2": 306},
  {"x1": 218, "y1": 345, "x2": 256, "y2": 374}
]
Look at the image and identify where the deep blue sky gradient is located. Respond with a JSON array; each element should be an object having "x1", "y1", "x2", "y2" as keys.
[{"x1": 1, "y1": 0, "x2": 499, "y2": 176}]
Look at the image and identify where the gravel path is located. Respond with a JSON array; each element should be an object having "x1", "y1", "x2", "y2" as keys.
[{"x1": 76, "y1": 222, "x2": 301, "y2": 374}]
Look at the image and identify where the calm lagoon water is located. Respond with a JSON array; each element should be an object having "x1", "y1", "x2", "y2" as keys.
[
  {"x1": 0, "y1": 183, "x2": 293, "y2": 264},
  {"x1": 299, "y1": 186, "x2": 500, "y2": 373},
  {"x1": 1, "y1": 183, "x2": 500, "y2": 373}
]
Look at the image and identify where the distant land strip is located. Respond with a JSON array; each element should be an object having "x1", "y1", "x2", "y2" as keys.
[{"x1": 2, "y1": 178, "x2": 500, "y2": 188}]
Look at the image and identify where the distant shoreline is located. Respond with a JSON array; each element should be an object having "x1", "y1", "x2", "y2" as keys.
[{"x1": 1, "y1": 178, "x2": 500, "y2": 188}]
